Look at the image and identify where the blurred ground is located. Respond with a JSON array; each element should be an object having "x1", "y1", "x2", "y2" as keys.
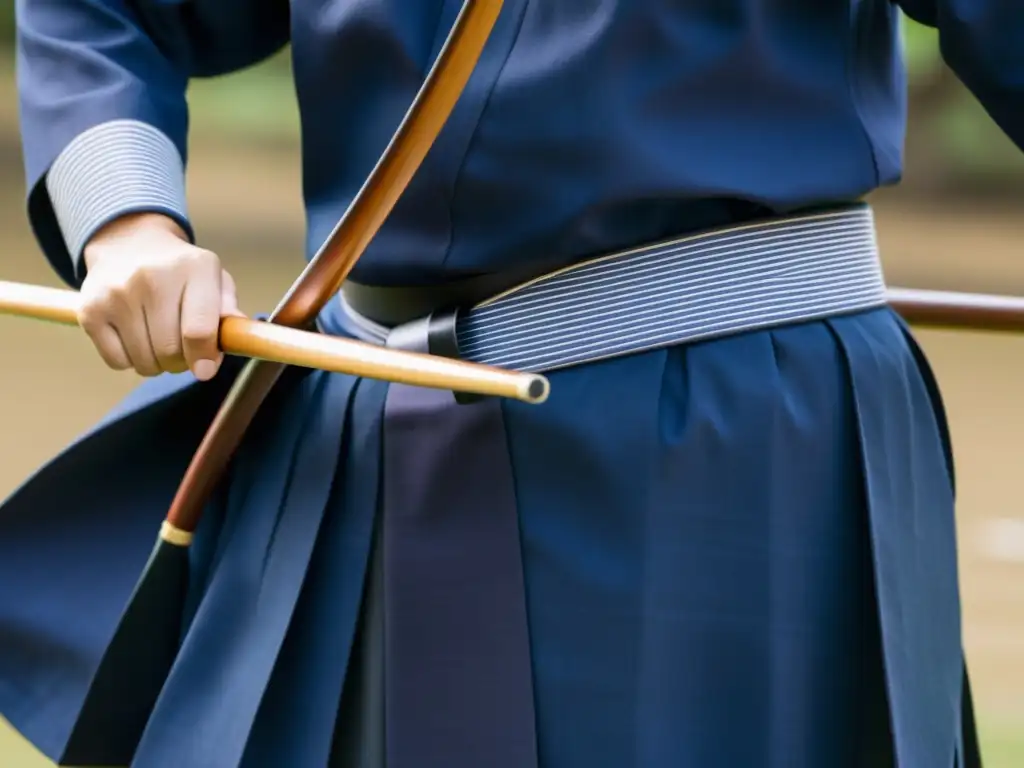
[{"x1": 0, "y1": 50, "x2": 1022, "y2": 768}]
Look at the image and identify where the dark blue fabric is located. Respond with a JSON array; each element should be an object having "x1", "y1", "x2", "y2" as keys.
[
  {"x1": 16, "y1": 0, "x2": 1024, "y2": 286},
  {"x1": 0, "y1": 305, "x2": 966, "y2": 767},
  {"x1": 381, "y1": 385, "x2": 537, "y2": 768}
]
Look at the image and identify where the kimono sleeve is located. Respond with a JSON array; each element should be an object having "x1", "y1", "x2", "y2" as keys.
[
  {"x1": 898, "y1": 1, "x2": 1024, "y2": 152},
  {"x1": 15, "y1": 0, "x2": 290, "y2": 287}
]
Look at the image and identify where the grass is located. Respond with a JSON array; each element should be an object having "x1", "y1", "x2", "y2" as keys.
[
  {"x1": 980, "y1": 720, "x2": 1024, "y2": 767},
  {"x1": 186, "y1": 53, "x2": 301, "y2": 146}
]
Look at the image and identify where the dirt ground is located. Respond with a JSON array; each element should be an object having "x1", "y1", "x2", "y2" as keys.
[{"x1": 0, "y1": 141, "x2": 1021, "y2": 763}]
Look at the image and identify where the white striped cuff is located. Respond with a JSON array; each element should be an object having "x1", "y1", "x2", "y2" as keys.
[{"x1": 45, "y1": 119, "x2": 190, "y2": 267}]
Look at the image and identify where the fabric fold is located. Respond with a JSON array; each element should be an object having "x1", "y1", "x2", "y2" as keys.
[
  {"x1": 826, "y1": 310, "x2": 963, "y2": 768},
  {"x1": 132, "y1": 369, "x2": 359, "y2": 767},
  {"x1": 241, "y1": 376, "x2": 389, "y2": 767}
]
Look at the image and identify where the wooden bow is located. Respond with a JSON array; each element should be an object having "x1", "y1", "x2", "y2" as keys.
[{"x1": 165, "y1": 0, "x2": 505, "y2": 542}]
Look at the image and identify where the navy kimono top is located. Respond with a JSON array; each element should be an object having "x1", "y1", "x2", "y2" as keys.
[{"x1": 14, "y1": 1, "x2": 1024, "y2": 289}]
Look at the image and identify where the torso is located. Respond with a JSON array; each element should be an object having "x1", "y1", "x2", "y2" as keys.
[{"x1": 288, "y1": 0, "x2": 906, "y2": 284}]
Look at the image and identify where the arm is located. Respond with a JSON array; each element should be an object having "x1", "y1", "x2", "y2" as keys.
[
  {"x1": 897, "y1": 0, "x2": 1024, "y2": 151},
  {"x1": 15, "y1": 0, "x2": 290, "y2": 287},
  {"x1": 16, "y1": 0, "x2": 287, "y2": 380}
]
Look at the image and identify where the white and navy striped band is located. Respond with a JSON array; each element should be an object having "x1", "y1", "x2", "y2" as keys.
[
  {"x1": 454, "y1": 207, "x2": 887, "y2": 372},
  {"x1": 46, "y1": 119, "x2": 190, "y2": 266},
  {"x1": 335, "y1": 207, "x2": 887, "y2": 374}
]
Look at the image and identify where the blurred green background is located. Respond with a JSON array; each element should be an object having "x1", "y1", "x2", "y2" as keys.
[{"x1": 0, "y1": 9, "x2": 1022, "y2": 766}]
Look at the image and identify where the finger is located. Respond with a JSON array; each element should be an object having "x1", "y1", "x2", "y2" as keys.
[
  {"x1": 181, "y1": 256, "x2": 224, "y2": 381},
  {"x1": 79, "y1": 293, "x2": 159, "y2": 376},
  {"x1": 118, "y1": 305, "x2": 162, "y2": 377},
  {"x1": 141, "y1": 280, "x2": 188, "y2": 374},
  {"x1": 87, "y1": 322, "x2": 132, "y2": 371}
]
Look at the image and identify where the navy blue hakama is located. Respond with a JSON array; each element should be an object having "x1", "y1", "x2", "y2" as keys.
[{"x1": 0, "y1": 305, "x2": 965, "y2": 767}]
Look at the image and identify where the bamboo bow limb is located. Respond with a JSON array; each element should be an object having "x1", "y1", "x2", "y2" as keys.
[{"x1": 0, "y1": 279, "x2": 549, "y2": 404}]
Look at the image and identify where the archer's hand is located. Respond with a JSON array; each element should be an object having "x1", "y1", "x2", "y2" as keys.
[{"x1": 79, "y1": 213, "x2": 242, "y2": 380}]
